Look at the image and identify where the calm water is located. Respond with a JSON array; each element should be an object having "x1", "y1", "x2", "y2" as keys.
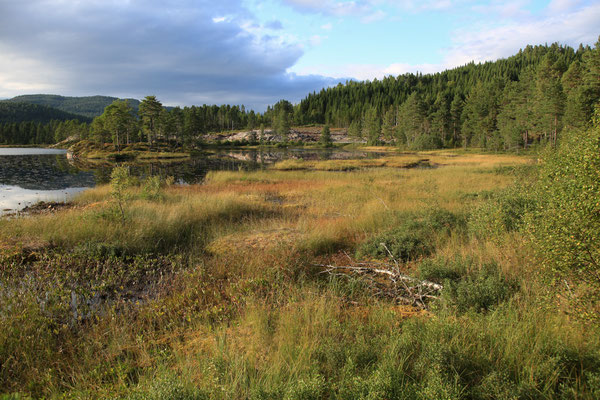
[{"x1": 0, "y1": 147, "x2": 382, "y2": 214}]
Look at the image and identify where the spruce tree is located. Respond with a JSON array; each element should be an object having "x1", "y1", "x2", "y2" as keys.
[{"x1": 319, "y1": 124, "x2": 332, "y2": 147}]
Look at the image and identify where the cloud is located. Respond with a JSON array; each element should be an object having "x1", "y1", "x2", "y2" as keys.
[
  {"x1": 265, "y1": 20, "x2": 284, "y2": 29},
  {"x1": 361, "y1": 10, "x2": 386, "y2": 23},
  {"x1": 282, "y1": 0, "x2": 373, "y2": 17},
  {"x1": 444, "y1": 1, "x2": 600, "y2": 66},
  {"x1": 0, "y1": 0, "x2": 338, "y2": 110},
  {"x1": 291, "y1": 0, "x2": 599, "y2": 82},
  {"x1": 321, "y1": 22, "x2": 333, "y2": 30}
]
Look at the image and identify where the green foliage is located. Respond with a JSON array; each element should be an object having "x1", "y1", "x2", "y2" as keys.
[
  {"x1": 0, "y1": 101, "x2": 91, "y2": 124},
  {"x1": 526, "y1": 107, "x2": 600, "y2": 318},
  {"x1": 319, "y1": 124, "x2": 332, "y2": 147},
  {"x1": 274, "y1": 108, "x2": 291, "y2": 141},
  {"x1": 357, "y1": 209, "x2": 465, "y2": 261},
  {"x1": 441, "y1": 262, "x2": 519, "y2": 313},
  {"x1": 7, "y1": 94, "x2": 141, "y2": 118},
  {"x1": 139, "y1": 95, "x2": 163, "y2": 146},
  {"x1": 469, "y1": 186, "x2": 536, "y2": 239},
  {"x1": 127, "y1": 374, "x2": 209, "y2": 400},
  {"x1": 410, "y1": 134, "x2": 443, "y2": 150},
  {"x1": 417, "y1": 256, "x2": 469, "y2": 283},
  {"x1": 110, "y1": 166, "x2": 134, "y2": 221}
]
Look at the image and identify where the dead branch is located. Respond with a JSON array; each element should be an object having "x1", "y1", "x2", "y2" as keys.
[{"x1": 316, "y1": 262, "x2": 443, "y2": 309}]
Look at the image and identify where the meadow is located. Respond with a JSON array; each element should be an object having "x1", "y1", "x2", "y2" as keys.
[{"x1": 1, "y1": 150, "x2": 599, "y2": 399}]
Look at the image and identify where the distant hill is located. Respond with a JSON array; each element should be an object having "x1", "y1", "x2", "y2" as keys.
[
  {"x1": 7, "y1": 94, "x2": 141, "y2": 118},
  {"x1": 0, "y1": 101, "x2": 92, "y2": 124}
]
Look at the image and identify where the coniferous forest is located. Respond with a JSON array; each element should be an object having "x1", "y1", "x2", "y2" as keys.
[{"x1": 1, "y1": 40, "x2": 599, "y2": 149}]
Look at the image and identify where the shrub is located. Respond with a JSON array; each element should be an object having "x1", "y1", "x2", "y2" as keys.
[
  {"x1": 526, "y1": 111, "x2": 600, "y2": 281},
  {"x1": 356, "y1": 209, "x2": 465, "y2": 262},
  {"x1": 410, "y1": 134, "x2": 443, "y2": 150},
  {"x1": 110, "y1": 165, "x2": 134, "y2": 222},
  {"x1": 468, "y1": 187, "x2": 535, "y2": 239},
  {"x1": 417, "y1": 256, "x2": 469, "y2": 284},
  {"x1": 441, "y1": 262, "x2": 519, "y2": 313}
]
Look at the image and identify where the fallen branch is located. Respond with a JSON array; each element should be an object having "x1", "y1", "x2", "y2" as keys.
[{"x1": 316, "y1": 262, "x2": 443, "y2": 308}]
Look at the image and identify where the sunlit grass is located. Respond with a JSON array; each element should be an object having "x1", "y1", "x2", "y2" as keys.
[{"x1": 3, "y1": 151, "x2": 598, "y2": 398}]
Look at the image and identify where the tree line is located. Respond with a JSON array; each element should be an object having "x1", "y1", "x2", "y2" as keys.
[
  {"x1": 294, "y1": 40, "x2": 600, "y2": 149},
  {"x1": 0, "y1": 120, "x2": 89, "y2": 145},
  {"x1": 3, "y1": 39, "x2": 599, "y2": 150}
]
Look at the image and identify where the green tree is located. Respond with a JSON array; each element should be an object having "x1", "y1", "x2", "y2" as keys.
[
  {"x1": 449, "y1": 94, "x2": 463, "y2": 147},
  {"x1": 562, "y1": 61, "x2": 590, "y2": 129},
  {"x1": 110, "y1": 166, "x2": 133, "y2": 222},
  {"x1": 274, "y1": 109, "x2": 291, "y2": 142},
  {"x1": 319, "y1": 124, "x2": 332, "y2": 147},
  {"x1": 533, "y1": 53, "x2": 565, "y2": 146},
  {"x1": 90, "y1": 114, "x2": 109, "y2": 143},
  {"x1": 430, "y1": 93, "x2": 451, "y2": 145},
  {"x1": 381, "y1": 107, "x2": 396, "y2": 142},
  {"x1": 396, "y1": 92, "x2": 426, "y2": 147},
  {"x1": 103, "y1": 100, "x2": 135, "y2": 151},
  {"x1": 138, "y1": 95, "x2": 163, "y2": 148},
  {"x1": 259, "y1": 123, "x2": 265, "y2": 144},
  {"x1": 348, "y1": 120, "x2": 362, "y2": 139},
  {"x1": 363, "y1": 106, "x2": 381, "y2": 145}
]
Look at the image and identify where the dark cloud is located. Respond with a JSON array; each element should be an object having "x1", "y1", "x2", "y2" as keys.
[{"x1": 0, "y1": 0, "x2": 339, "y2": 110}]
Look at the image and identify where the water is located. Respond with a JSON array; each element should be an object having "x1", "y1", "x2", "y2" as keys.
[{"x1": 0, "y1": 147, "x2": 382, "y2": 214}]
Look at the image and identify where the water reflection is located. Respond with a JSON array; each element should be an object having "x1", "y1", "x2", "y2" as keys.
[{"x1": 0, "y1": 147, "x2": 383, "y2": 214}]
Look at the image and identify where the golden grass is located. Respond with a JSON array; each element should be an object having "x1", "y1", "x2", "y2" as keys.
[{"x1": 9, "y1": 151, "x2": 584, "y2": 399}]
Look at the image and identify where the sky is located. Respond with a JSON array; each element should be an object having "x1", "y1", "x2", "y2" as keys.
[{"x1": 0, "y1": 0, "x2": 598, "y2": 111}]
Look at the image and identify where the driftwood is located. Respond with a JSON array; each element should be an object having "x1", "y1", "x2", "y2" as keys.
[{"x1": 316, "y1": 250, "x2": 443, "y2": 309}]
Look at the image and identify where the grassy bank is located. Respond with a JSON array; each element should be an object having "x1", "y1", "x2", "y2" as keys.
[{"x1": 1, "y1": 151, "x2": 599, "y2": 398}]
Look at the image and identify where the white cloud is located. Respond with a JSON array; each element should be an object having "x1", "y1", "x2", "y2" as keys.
[
  {"x1": 291, "y1": 0, "x2": 599, "y2": 82},
  {"x1": 444, "y1": 1, "x2": 600, "y2": 67},
  {"x1": 282, "y1": 0, "x2": 373, "y2": 17},
  {"x1": 361, "y1": 10, "x2": 386, "y2": 23},
  {"x1": 321, "y1": 22, "x2": 333, "y2": 30},
  {"x1": 0, "y1": 0, "x2": 339, "y2": 110}
]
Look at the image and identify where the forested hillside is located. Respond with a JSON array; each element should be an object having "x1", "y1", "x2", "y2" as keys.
[
  {"x1": 293, "y1": 41, "x2": 600, "y2": 150},
  {"x1": 7, "y1": 94, "x2": 141, "y2": 118},
  {"x1": 4, "y1": 40, "x2": 599, "y2": 150},
  {"x1": 0, "y1": 101, "x2": 91, "y2": 124}
]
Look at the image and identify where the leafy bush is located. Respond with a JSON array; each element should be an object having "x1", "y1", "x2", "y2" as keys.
[
  {"x1": 357, "y1": 225, "x2": 432, "y2": 262},
  {"x1": 410, "y1": 134, "x2": 443, "y2": 150},
  {"x1": 126, "y1": 374, "x2": 209, "y2": 400},
  {"x1": 441, "y1": 262, "x2": 519, "y2": 313},
  {"x1": 356, "y1": 209, "x2": 465, "y2": 261},
  {"x1": 468, "y1": 187, "x2": 535, "y2": 239},
  {"x1": 417, "y1": 256, "x2": 469, "y2": 283},
  {"x1": 527, "y1": 111, "x2": 600, "y2": 280}
]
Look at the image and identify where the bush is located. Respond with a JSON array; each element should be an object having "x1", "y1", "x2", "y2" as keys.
[
  {"x1": 356, "y1": 209, "x2": 465, "y2": 262},
  {"x1": 468, "y1": 187, "x2": 535, "y2": 239},
  {"x1": 527, "y1": 111, "x2": 600, "y2": 281},
  {"x1": 441, "y1": 262, "x2": 519, "y2": 313},
  {"x1": 410, "y1": 134, "x2": 443, "y2": 150},
  {"x1": 417, "y1": 256, "x2": 469, "y2": 284}
]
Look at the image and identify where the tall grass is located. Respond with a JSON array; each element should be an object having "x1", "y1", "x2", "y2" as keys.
[{"x1": 2, "y1": 151, "x2": 598, "y2": 399}]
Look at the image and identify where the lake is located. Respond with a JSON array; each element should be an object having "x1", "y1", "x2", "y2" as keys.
[{"x1": 0, "y1": 147, "x2": 383, "y2": 214}]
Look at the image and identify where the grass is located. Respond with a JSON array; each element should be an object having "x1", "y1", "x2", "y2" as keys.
[{"x1": 1, "y1": 151, "x2": 598, "y2": 399}]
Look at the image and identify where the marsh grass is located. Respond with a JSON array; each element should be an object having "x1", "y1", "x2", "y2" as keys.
[{"x1": 2, "y1": 151, "x2": 599, "y2": 399}]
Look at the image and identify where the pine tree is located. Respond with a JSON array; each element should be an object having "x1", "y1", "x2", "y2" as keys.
[
  {"x1": 103, "y1": 100, "x2": 135, "y2": 151},
  {"x1": 319, "y1": 124, "x2": 332, "y2": 147},
  {"x1": 138, "y1": 95, "x2": 163, "y2": 148},
  {"x1": 396, "y1": 92, "x2": 426, "y2": 147},
  {"x1": 381, "y1": 107, "x2": 396, "y2": 142},
  {"x1": 363, "y1": 106, "x2": 381, "y2": 145}
]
